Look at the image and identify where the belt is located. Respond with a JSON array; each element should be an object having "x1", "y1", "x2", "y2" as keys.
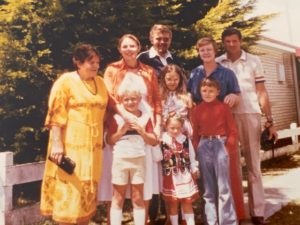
[{"x1": 201, "y1": 135, "x2": 226, "y2": 140}]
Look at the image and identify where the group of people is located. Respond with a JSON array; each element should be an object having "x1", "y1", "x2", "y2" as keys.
[{"x1": 40, "y1": 24, "x2": 278, "y2": 225}]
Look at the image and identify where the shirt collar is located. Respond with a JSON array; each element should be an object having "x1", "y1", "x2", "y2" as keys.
[
  {"x1": 149, "y1": 46, "x2": 173, "y2": 59},
  {"x1": 162, "y1": 132, "x2": 186, "y2": 144},
  {"x1": 222, "y1": 50, "x2": 247, "y2": 62}
]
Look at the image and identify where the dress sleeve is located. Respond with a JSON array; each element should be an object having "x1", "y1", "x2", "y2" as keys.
[
  {"x1": 106, "y1": 115, "x2": 118, "y2": 141},
  {"x1": 44, "y1": 75, "x2": 69, "y2": 128},
  {"x1": 150, "y1": 69, "x2": 162, "y2": 115},
  {"x1": 103, "y1": 66, "x2": 114, "y2": 93},
  {"x1": 103, "y1": 66, "x2": 119, "y2": 103}
]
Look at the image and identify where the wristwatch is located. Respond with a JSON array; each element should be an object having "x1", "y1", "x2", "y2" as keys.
[{"x1": 265, "y1": 115, "x2": 274, "y2": 127}]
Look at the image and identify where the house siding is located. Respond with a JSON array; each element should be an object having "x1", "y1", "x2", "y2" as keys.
[{"x1": 256, "y1": 44, "x2": 298, "y2": 130}]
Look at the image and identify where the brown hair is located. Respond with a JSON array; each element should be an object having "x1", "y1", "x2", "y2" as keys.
[
  {"x1": 150, "y1": 24, "x2": 172, "y2": 38},
  {"x1": 118, "y1": 34, "x2": 141, "y2": 51},
  {"x1": 159, "y1": 64, "x2": 187, "y2": 101},
  {"x1": 200, "y1": 78, "x2": 221, "y2": 90},
  {"x1": 72, "y1": 44, "x2": 100, "y2": 68},
  {"x1": 196, "y1": 36, "x2": 218, "y2": 53}
]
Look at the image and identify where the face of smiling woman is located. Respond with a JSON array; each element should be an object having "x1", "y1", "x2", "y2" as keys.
[
  {"x1": 119, "y1": 37, "x2": 140, "y2": 63},
  {"x1": 198, "y1": 43, "x2": 216, "y2": 63}
]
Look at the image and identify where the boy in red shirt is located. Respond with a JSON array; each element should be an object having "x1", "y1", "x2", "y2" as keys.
[{"x1": 191, "y1": 78, "x2": 238, "y2": 225}]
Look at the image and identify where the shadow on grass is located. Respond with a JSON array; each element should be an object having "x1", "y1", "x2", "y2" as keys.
[
  {"x1": 261, "y1": 150, "x2": 300, "y2": 175},
  {"x1": 265, "y1": 201, "x2": 300, "y2": 225}
]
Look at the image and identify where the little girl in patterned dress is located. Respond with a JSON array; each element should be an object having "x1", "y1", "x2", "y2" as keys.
[
  {"x1": 159, "y1": 64, "x2": 194, "y2": 224},
  {"x1": 161, "y1": 114, "x2": 199, "y2": 225},
  {"x1": 159, "y1": 64, "x2": 193, "y2": 137}
]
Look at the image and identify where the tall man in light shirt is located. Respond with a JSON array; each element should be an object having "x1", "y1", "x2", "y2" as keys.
[{"x1": 216, "y1": 27, "x2": 278, "y2": 225}]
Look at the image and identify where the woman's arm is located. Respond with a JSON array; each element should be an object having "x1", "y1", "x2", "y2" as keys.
[
  {"x1": 107, "y1": 118, "x2": 130, "y2": 145},
  {"x1": 49, "y1": 126, "x2": 64, "y2": 164}
]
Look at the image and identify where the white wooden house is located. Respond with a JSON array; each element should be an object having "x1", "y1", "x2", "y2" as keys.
[{"x1": 256, "y1": 36, "x2": 300, "y2": 130}]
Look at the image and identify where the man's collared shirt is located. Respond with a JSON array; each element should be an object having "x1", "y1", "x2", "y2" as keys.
[
  {"x1": 216, "y1": 50, "x2": 265, "y2": 114},
  {"x1": 138, "y1": 47, "x2": 180, "y2": 76}
]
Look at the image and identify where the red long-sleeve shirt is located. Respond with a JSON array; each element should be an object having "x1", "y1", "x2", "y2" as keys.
[{"x1": 191, "y1": 99, "x2": 238, "y2": 152}]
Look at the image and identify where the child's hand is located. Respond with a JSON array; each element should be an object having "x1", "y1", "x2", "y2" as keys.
[
  {"x1": 129, "y1": 121, "x2": 144, "y2": 135},
  {"x1": 119, "y1": 122, "x2": 131, "y2": 135}
]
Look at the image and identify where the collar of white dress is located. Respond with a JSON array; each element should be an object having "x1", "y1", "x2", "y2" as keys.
[{"x1": 162, "y1": 132, "x2": 186, "y2": 145}]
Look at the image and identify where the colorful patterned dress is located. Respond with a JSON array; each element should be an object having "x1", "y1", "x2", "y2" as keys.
[
  {"x1": 161, "y1": 132, "x2": 199, "y2": 202},
  {"x1": 40, "y1": 71, "x2": 108, "y2": 223}
]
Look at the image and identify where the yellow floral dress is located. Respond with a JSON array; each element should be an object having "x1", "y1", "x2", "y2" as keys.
[{"x1": 40, "y1": 71, "x2": 108, "y2": 223}]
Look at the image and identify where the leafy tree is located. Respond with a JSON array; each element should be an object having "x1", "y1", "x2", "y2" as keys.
[{"x1": 0, "y1": 0, "x2": 57, "y2": 163}]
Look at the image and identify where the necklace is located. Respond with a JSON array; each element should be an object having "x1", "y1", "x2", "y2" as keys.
[
  {"x1": 81, "y1": 78, "x2": 97, "y2": 95},
  {"x1": 76, "y1": 71, "x2": 98, "y2": 95}
]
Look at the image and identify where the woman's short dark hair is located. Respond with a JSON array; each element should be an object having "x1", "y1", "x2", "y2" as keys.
[
  {"x1": 72, "y1": 44, "x2": 100, "y2": 68},
  {"x1": 221, "y1": 27, "x2": 242, "y2": 41}
]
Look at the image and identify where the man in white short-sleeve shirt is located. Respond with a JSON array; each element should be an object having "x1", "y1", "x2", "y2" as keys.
[{"x1": 216, "y1": 27, "x2": 278, "y2": 225}]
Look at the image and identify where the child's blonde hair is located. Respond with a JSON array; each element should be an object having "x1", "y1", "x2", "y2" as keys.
[
  {"x1": 164, "y1": 112, "x2": 185, "y2": 127},
  {"x1": 117, "y1": 72, "x2": 146, "y2": 98}
]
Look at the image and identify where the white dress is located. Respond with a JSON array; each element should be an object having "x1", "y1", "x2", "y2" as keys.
[{"x1": 97, "y1": 143, "x2": 113, "y2": 201}]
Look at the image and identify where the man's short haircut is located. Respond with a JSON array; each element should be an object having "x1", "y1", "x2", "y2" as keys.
[
  {"x1": 200, "y1": 78, "x2": 221, "y2": 90},
  {"x1": 196, "y1": 36, "x2": 218, "y2": 53},
  {"x1": 221, "y1": 27, "x2": 242, "y2": 41},
  {"x1": 150, "y1": 24, "x2": 172, "y2": 38}
]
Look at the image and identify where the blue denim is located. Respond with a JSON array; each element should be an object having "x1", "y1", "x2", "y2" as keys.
[{"x1": 197, "y1": 137, "x2": 237, "y2": 225}]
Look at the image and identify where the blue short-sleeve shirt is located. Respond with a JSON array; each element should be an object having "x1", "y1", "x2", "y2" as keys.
[{"x1": 187, "y1": 64, "x2": 241, "y2": 103}]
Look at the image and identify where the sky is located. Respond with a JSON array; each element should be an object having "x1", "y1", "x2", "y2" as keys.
[{"x1": 253, "y1": 0, "x2": 300, "y2": 47}]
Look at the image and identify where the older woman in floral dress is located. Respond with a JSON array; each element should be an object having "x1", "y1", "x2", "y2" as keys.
[{"x1": 40, "y1": 44, "x2": 108, "y2": 225}]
